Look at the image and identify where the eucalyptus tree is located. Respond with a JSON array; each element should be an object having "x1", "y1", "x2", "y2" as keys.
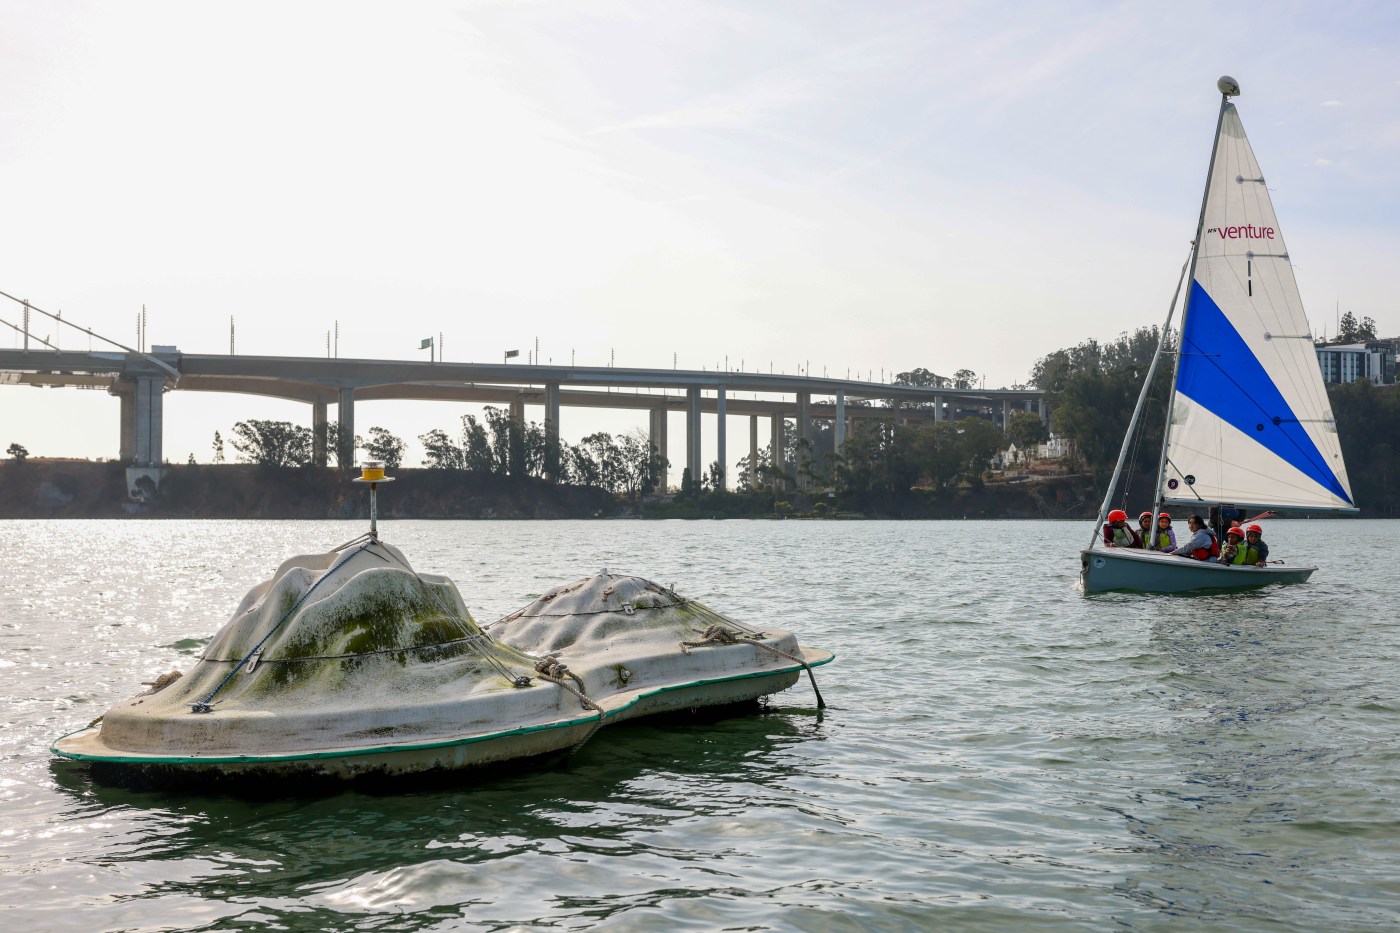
[{"x1": 230, "y1": 420, "x2": 313, "y2": 467}]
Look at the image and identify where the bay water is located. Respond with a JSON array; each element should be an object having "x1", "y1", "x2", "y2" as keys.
[{"x1": 2, "y1": 518, "x2": 1397, "y2": 931}]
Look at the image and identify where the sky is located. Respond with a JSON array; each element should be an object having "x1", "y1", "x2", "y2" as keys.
[{"x1": 2, "y1": 0, "x2": 1398, "y2": 473}]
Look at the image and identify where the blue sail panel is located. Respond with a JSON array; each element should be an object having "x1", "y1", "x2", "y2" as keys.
[{"x1": 1176, "y1": 281, "x2": 1352, "y2": 505}]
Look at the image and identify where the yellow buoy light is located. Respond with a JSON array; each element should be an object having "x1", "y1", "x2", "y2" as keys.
[
  {"x1": 352, "y1": 461, "x2": 395, "y2": 538},
  {"x1": 353, "y1": 460, "x2": 394, "y2": 484}
]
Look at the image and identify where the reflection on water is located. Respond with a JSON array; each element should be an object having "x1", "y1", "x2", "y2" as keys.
[
  {"x1": 46, "y1": 710, "x2": 821, "y2": 930},
  {"x1": 5, "y1": 519, "x2": 1400, "y2": 931}
]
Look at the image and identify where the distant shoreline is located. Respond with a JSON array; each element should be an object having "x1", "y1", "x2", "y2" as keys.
[{"x1": 0, "y1": 460, "x2": 1372, "y2": 520}]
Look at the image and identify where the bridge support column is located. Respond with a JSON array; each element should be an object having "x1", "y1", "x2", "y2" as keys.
[
  {"x1": 118, "y1": 387, "x2": 135, "y2": 463},
  {"x1": 127, "y1": 376, "x2": 164, "y2": 467},
  {"x1": 1002, "y1": 399, "x2": 1011, "y2": 436},
  {"x1": 770, "y1": 412, "x2": 784, "y2": 492},
  {"x1": 748, "y1": 415, "x2": 758, "y2": 490},
  {"x1": 312, "y1": 401, "x2": 328, "y2": 467},
  {"x1": 934, "y1": 395, "x2": 944, "y2": 423},
  {"x1": 337, "y1": 388, "x2": 355, "y2": 468},
  {"x1": 1038, "y1": 397, "x2": 1047, "y2": 425},
  {"x1": 649, "y1": 407, "x2": 668, "y2": 493},
  {"x1": 796, "y1": 392, "x2": 811, "y2": 447},
  {"x1": 545, "y1": 383, "x2": 560, "y2": 481},
  {"x1": 686, "y1": 388, "x2": 702, "y2": 488},
  {"x1": 509, "y1": 398, "x2": 526, "y2": 476},
  {"x1": 715, "y1": 386, "x2": 726, "y2": 490},
  {"x1": 835, "y1": 391, "x2": 846, "y2": 455},
  {"x1": 796, "y1": 392, "x2": 811, "y2": 489}
]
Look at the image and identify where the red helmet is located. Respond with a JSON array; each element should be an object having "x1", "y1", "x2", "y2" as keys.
[
  {"x1": 1157, "y1": 513, "x2": 1172, "y2": 523},
  {"x1": 1226, "y1": 526, "x2": 1245, "y2": 538},
  {"x1": 1246, "y1": 524, "x2": 1263, "y2": 535},
  {"x1": 1108, "y1": 509, "x2": 1128, "y2": 523},
  {"x1": 1139, "y1": 511, "x2": 1153, "y2": 521}
]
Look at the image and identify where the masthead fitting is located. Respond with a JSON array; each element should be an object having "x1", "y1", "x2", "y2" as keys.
[{"x1": 1217, "y1": 75, "x2": 1241, "y2": 98}]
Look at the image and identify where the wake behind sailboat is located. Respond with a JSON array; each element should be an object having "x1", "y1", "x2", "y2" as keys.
[{"x1": 1080, "y1": 76, "x2": 1356, "y2": 595}]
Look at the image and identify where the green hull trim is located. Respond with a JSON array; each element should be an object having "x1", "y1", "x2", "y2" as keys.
[{"x1": 53, "y1": 648, "x2": 835, "y2": 767}]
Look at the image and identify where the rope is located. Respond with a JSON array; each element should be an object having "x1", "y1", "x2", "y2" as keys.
[
  {"x1": 533, "y1": 657, "x2": 606, "y2": 754},
  {"x1": 373, "y1": 546, "x2": 526, "y2": 684},
  {"x1": 199, "y1": 633, "x2": 494, "y2": 664},
  {"x1": 680, "y1": 624, "x2": 826, "y2": 709},
  {"x1": 190, "y1": 541, "x2": 374, "y2": 713},
  {"x1": 1120, "y1": 400, "x2": 1148, "y2": 513}
]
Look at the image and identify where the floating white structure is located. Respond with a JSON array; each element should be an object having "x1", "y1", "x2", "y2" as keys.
[{"x1": 53, "y1": 464, "x2": 832, "y2": 784}]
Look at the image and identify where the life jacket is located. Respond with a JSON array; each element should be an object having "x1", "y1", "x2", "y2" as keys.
[
  {"x1": 1229, "y1": 544, "x2": 1260, "y2": 566},
  {"x1": 1111, "y1": 525, "x2": 1137, "y2": 548},
  {"x1": 1154, "y1": 530, "x2": 1173, "y2": 550},
  {"x1": 1191, "y1": 530, "x2": 1220, "y2": 561}
]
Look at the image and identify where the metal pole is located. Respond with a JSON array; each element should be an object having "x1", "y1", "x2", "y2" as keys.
[{"x1": 369, "y1": 482, "x2": 379, "y2": 538}]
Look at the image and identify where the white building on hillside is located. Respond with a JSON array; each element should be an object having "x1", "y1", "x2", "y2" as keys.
[{"x1": 1316, "y1": 341, "x2": 1396, "y2": 385}]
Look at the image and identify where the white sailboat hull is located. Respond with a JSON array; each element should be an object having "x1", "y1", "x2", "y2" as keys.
[{"x1": 1079, "y1": 547, "x2": 1314, "y2": 594}]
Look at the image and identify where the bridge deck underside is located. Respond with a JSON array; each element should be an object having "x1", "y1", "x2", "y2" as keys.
[{"x1": 0, "y1": 350, "x2": 1046, "y2": 476}]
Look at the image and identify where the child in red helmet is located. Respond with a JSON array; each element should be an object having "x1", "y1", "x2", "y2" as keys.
[
  {"x1": 1218, "y1": 526, "x2": 1246, "y2": 564},
  {"x1": 1102, "y1": 509, "x2": 1142, "y2": 548},
  {"x1": 1136, "y1": 511, "x2": 1154, "y2": 546},
  {"x1": 1152, "y1": 513, "x2": 1177, "y2": 552},
  {"x1": 1242, "y1": 524, "x2": 1269, "y2": 567}
]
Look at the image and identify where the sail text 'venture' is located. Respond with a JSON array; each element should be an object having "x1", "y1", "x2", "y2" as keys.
[{"x1": 1209, "y1": 224, "x2": 1276, "y2": 240}]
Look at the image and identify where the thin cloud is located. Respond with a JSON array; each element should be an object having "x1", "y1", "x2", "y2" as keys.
[{"x1": 592, "y1": 81, "x2": 808, "y2": 133}]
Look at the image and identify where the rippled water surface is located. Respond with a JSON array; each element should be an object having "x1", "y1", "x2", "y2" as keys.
[{"x1": 3, "y1": 518, "x2": 1398, "y2": 932}]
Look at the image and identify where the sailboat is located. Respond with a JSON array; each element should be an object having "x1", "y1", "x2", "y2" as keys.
[{"x1": 1080, "y1": 76, "x2": 1356, "y2": 595}]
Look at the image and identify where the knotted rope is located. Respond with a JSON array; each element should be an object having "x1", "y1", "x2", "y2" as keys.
[
  {"x1": 532, "y1": 656, "x2": 605, "y2": 752},
  {"x1": 681, "y1": 624, "x2": 826, "y2": 709}
]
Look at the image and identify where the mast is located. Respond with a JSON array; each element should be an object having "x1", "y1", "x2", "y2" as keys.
[
  {"x1": 1086, "y1": 249, "x2": 1192, "y2": 550},
  {"x1": 1146, "y1": 75, "x2": 1240, "y2": 546}
]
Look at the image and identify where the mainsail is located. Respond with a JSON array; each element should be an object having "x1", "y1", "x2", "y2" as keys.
[{"x1": 1159, "y1": 103, "x2": 1354, "y2": 511}]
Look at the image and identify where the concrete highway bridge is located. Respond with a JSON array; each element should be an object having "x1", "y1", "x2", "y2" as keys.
[{"x1": 0, "y1": 346, "x2": 1046, "y2": 489}]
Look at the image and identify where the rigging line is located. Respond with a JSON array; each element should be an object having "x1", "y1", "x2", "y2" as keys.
[
  {"x1": 201, "y1": 632, "x2": 495, "y2": 664},
  {"x1": 1161, "y1": 437, "x2": 1334, "y2": 499},
  {"x1": 0, "y1": 316, "x2": 60, "y2": 349},
  {"x1": 1099, "y1": 246, "x2": 1194, "y2": 552},
  {"x1": 1164, "y1": 435, "x2": 1336, "y2": 500},
  {"x1": 1162, "y1": 459, "x2": 1206, "y2": 501},
  {"x1": 190, "y1": 542, "x2": 373, "y2": 713},
  {"x1": 329, "y1": 530, "x2": 377, "y2": 552},
  {"x1": 1120, "y1": 385, "x2": 1152, "y2": 511},
  {"x1": 0, "y1": 288, "x2": 180, "y2": 384},
  {"x1": 373, "y1": 545, "x2": 524, "y2": 683}
]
